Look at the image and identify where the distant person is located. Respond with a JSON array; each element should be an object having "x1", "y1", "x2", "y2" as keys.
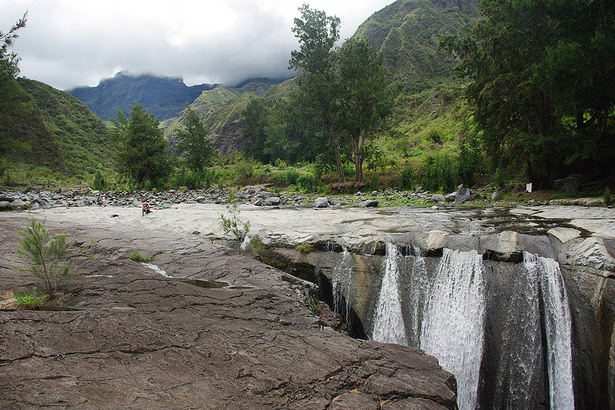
[{"x1": 142, "y1": 201, "x2": 151, "y2": 216}]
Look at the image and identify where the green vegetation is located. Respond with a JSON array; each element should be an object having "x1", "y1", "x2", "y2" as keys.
[
  {"x1": 17, "y1": 217, "x2": 70, "y2": 297},
  {"x1": 12, "y1": 291, "x2": 47, "y2": 310},
  {"x1": 442, "y1": 0, "x2": 615, "y2": 186},
  {"x1": 128, "y1": 251, "x2": 154, "y2": 262},
  {"x1": 220, "y1": 192, "x2": 250, "y2": 244},
  {"x1": 296, "y1": 243, "x2": 315, "y2": 254},
  {"x1": 111, "y1": 103, "x2": 171, "y2": 189},
  {"x1": 176, "y1": 106, "x2": 214, "y2": 173}
]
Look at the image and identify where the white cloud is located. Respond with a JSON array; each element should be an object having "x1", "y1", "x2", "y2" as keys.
[{"x1": 0, "y1": 0, "x2": 394, "y2": 90}]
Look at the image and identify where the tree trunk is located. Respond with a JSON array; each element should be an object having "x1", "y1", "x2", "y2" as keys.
[
  {"x1": 327, "y1": 122, "x2": 345, "y2": 184},
  {"x1": 351, "y1": 135, "x2": 363, "y2": 185}
]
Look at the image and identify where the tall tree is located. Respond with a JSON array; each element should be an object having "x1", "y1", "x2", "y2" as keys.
[
  {"x1": 443, "y1": 0, "x2": 615, "y2": 184},
  {"x1": 0, "y1": 12, "x2": 27, "y2": 82},
  {"x1": 289, "y1": 4, "x2": 346, "y2": 183},
  {"x1": 337, "y1": 38, "x2": 392, "y2": 184},
  {"x1": 110, "y1": 103, "x2": 170, "y2": 188},
  {"x1": 177, "y1": 106, "x2": 214, "y2": 173}
]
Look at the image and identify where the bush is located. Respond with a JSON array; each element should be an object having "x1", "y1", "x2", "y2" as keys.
[
  {"x1": 91, "y1": 170, "x2": 107, "y2": 191},
  {"x1": 398, "y1": 164, "x2": 416, "y2": 190},
  {"x1": 295, "y1": 243, "x2": 315, "y2": 254},
  {"x1": 419, "y1": 153, "x2": 459, "y2": 192},
  {"x1": 12, "y1": 291, "x2": 48, "y2": 310},
  {"x1": 221, "y1": 199, "x2": 250, "y2": 244},
  {"x1": 276, "y1": 169, "x2": 301, "y2": 187},
  {"x1": 297, "y1": 172, "x2": 318, "y2": 192},
  {"x1": 604, "y1": 187, "x2": 612, "y2": 206},
  {"x1": 17, "y1": 217, "x2": 70, "y2": 297}
]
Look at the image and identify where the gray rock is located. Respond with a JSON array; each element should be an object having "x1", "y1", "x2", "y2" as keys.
[
  {"x1": 554, "y1": 174, "x2": 582, "y2": 193},
  {"x1": 445, "y1": 192, "x2": 457, "y2": 202},
  {"x1": 0, "y1": 201, "x2": 10, "y2": 211},
  {"x1": 455, "y1": 186, "x2": 472, "y2": 204},
  {"x1": 8, "y1": 199, "x2": 30, "y2": 211},
  {"x1": 432, "y1": 194, "x2": 446, "y2": 204},
  {"x1": 360, "y1": 200, "x2": 379, "y2": 208},
  {"x1": 491, "y1": 191, "x2": 502, "y2": 201},
  {"x1": 315, "y1": 197, "x2": 330, "y2": 208}
]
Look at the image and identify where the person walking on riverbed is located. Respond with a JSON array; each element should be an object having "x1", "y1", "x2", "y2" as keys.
[{"x1": 142, "y1": 201, "x2": 151, "y2": 216}]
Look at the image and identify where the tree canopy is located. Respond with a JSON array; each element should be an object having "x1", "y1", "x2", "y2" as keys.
[
  {"x1": 176, "y1": 106, "x2": 214, "y2": 173},
  {"x1": 110, "y1": 103, "x2": 170, "y2": 188},
  {"x1": 443, "y1": 0, "x2": 615, "y2": 185}
]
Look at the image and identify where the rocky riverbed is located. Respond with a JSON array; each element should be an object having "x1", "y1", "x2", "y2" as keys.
[{"x1": 0, "y1": 209, "x2": 457, "y2": 409}]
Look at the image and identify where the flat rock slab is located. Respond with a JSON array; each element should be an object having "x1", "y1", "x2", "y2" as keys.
[{"x1": 0, "y1": 215, "x2": 456, "y2": 409}]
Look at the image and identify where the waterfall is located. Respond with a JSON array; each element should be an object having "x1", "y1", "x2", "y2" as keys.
[
  {"x1": 372, "y1": 243, "x2": 408, "y2": 345},
  {"x1": 420, "y1": 248, "x2": 486, "y2": 410},
  {"x1": 405, "y1": 246, "x2": 429, "y2": 347},
  {"x1": 332, "y1": 247, "x2": 353, "y2": 322},
  {"x1": 524, "y1": 253, "x2": 575, "y2": 410}
]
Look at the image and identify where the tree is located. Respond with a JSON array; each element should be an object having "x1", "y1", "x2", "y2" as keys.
[
  {"x1": 337, "y1": 38, "x2": 392, "y2": 184},
  {"x1": 0, "y1": 12, "x2": 27, "y2": 82},
  {"x1": 177, "y1": 106, "x2": 214, "y2": 173},
  {"x1": 442, "y1": 0, "x2": 615, "y2": 185},
  {"x1": 18, "y1": 217, "x2": 70, "y2": 297},
  {"x1": 289, "y1": 4, "x2": 346, "y2": 183},
  {"x1": 110, "y1": 103, "x2": 171, "y2": 188}
]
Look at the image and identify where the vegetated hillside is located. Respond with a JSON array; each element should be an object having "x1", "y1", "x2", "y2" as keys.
[
  {"x1": 69, "y1": 72, "x2": 215, "y2": 121},
  {"x1": 18, "y1": 78, "x2": 114, "y2": 178},
  {"x1": 163, "y1": 78, "x2": 285, "y2": 154},
  {"x1": 0, "y1": 78, "x2": 65, "y2": 172},
  {"x1": 355, "y1": 0, "x2": 477, "y2": 93},
  {"x1": 0, "y1": 77, "x2": 113, "y2": 186}
]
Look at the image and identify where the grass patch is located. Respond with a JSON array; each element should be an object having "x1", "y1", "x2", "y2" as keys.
[
  {"x1": 12, "y1": 291, "x2": 48, "y2": 310},
  {"x1": 128, "y1": 251, "x2": 154, "y2": 262},
  {"x1": 295, "y1": 243, "x2": 315, "y2": 254}
]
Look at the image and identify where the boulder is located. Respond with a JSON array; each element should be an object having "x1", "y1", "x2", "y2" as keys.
[
  {"x1": 0, "y1": 201, "x2": 10, "y2": 211},
  {"x1": 360, "y1": 200, "x2": 379, "y2": 208},
  {"x1": 455, "y1": 185, "x2": 472, "y2": 204},
  {"x1": 315, "y1": 197, "x2": 330, "y2": 208},
  {"x1": 554, "y1": 174, "x2": 582, "y2": 193},
  {"x1": 8, "y1": 199, "x2": 30, "y2": 211},
  {"x1": 432, "y1": 194, "x2": 446, "y2": 204},
  {"x1": 445, "y1": 192, "x2": 457, "y2": 202}
]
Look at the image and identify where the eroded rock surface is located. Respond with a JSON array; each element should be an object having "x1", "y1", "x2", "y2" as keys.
[{"x1": 0, "y1": 215, "x2": 456, "y2": 409}]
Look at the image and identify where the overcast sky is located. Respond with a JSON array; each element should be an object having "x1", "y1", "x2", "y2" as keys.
[{"x1": 0, "y1": 0, "x2": 394, "y2": 90}]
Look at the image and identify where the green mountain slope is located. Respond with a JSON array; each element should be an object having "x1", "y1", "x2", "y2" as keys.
[
  {"x1": 0, "y1": 78, "x2": 113, "y2": 186},
  {"x1": 163, "y1": 78, "x2": 285, "y2": 154},
  {"x1": 355, "y1": 0, "x2": 477, "y2": 93}
]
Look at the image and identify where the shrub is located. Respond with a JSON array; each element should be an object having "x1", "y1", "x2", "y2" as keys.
[
  {"x1": 398, "y1": 164, "x2": 416, "y2": 190},
  {"x1": 276, "y1": 169, "x2": 301, "y2": 187},
  {"x1": 17, "y1": 217, "x2": 70, "y2": 297},
  {"x1": 91, "y1": 170, "x2": 107, "y2": 191},
  {"x1": 221, "y1": 198, "x2": 250, "y2": 244},
  {"x1": 604, "y1": 187, "x2": 612, "y2": 206},
  {"x1": 297, "y1": 172, "x2": 317, "y2": 192},
  {"x1": 295, "y1": 243, "x2": 315, "y2": 254}
]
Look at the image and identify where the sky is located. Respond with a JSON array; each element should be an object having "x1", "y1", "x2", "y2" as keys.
[{"x1": 0, "y1": 0, "x2": 395, "y2": 90}]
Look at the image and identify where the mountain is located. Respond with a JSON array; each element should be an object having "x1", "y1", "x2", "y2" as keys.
[
  {"x1": 162, "y1": 78, "x2": 287, "y2": 154},
  {"x1": 69, "y1": 72, "x2": 215, "y2": 121},
  {"x1": 0, "y1": 77, "x2": 113, "y2": 185},
  {"x1": 355, "y1": 0, "x2": 477, "y2": 93}
]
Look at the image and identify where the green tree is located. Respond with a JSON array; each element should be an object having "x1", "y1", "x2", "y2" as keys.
[
  {"x1": 17, "y1": 217, "x2": 70, "y2": 297},
  {"x1": 289, "y1": 4, "x2": 346, "y2": 183},
  {"x1": 241, "y1": 98, "x2": 272, "y2": 163},
  {"x1": 442, "y1": 0, "x2": 615, "y2": 185},
  {"x1": 177, "y1": 106, "x2": 214, "y2": 173},
  {"x1": 0, "y1": 12, "x2": 27, "y2": 82},
  {"x1": 110, "y1": 103, "x2": 171, "y2": 188},
  {"x1": 336, "y1": 38, "x2": 392, "y2": 184}
]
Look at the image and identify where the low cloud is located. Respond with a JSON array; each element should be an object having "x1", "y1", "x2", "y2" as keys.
[{"x1": 0, "y1": 0, "x2": 393, "y2": 90}]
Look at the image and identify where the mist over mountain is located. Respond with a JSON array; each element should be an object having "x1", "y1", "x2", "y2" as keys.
[{"x1": 68, "y1": 72, "x2": 216, "y2": 121}]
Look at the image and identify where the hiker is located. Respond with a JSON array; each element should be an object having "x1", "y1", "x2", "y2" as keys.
[{"x1": 142, "y1": 201, "x2": 151, "y2": 216}]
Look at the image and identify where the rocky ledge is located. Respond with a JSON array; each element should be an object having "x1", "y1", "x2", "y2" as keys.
[{"x1": 0, "y1": 215, "x2": 456, "y2": 409}]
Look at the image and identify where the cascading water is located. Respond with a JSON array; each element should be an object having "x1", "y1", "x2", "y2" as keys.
[
  {"x1": 372, "y1": 243, "x2": 408, "y2": 345},
  {"x1": 332, "y1": 247, "x2": 353, "y2": 323},
  {"x1": 419, "y1": 249, "x2": 486, "y2": 410},
  {"x1": 404, "y1": 246, "x2": 429, "y2": 347},
  {"x1": 524, "y1": 253, "x2": 575, "y2": 409}
]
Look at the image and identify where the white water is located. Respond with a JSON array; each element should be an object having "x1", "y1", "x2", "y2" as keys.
[
  {"x1": 405, "y1": 246, "x2": 429, "y2": 347},
  {"x1": 332, "y1": 247, "x2": 353, "y2": 322},
  {"x1": 524, "y1": 253, "x2": 575, "y2": 409},
  {"x1": 372, "y1": 243, "x2": 408, "y2": 345},
  {"x1": 420, "y1": 248, "x2": 486, "y2": 410}
]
